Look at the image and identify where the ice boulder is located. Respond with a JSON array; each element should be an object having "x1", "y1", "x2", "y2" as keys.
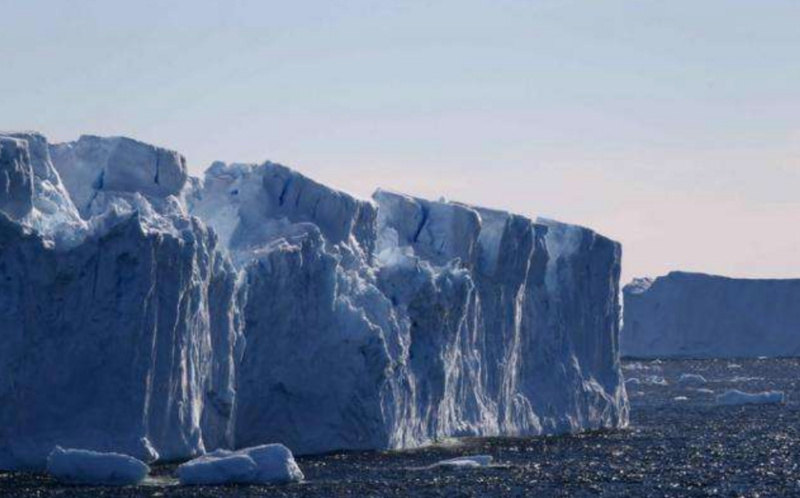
[
  {"x1": 621, "y1": 272, "x2": 800, "y2": 358},
  {"x1": 177, "y1": 444, "x2": 304, "y2": 485},
  {"x1": 716, "y1": 390, "x2": 785, "y2": 406},
  {"x1": 46, "y1": 446, "x2": 149, "y2": 486}
]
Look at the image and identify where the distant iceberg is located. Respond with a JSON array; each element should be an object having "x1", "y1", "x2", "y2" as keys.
[
  {"x1": 621, "y1": 272, "x2": 800, "y2": 359},
  {"x1": 0, "y1": 132, "x2": 628, "y2": 470}
]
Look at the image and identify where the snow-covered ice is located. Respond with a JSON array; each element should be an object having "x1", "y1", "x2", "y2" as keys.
[
  {"x1": 716, "y1": 390, "x2": 785, "y2": 406},
  {"x1": 0, "y1": 132, "x2": 628, "y2": 469},
  {"x1": 177, "y1": 444, "x2": 304, "y2": 485},
  {"x1": 621, "y1": 272, "x2": 800, "y2": 359},
  {"x1": 46, "y1": 447, "x2": 149, "y2": 486}
]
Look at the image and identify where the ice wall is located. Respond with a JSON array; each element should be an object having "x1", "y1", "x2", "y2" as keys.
[
  {"x1": 621, "y1": 272, "x2": 800, "y2": 358},
  {"x1": 0, "y1": 134, "x2": 240, "y2": 470},
  {"x1": 0, "y1": 131, "x2": 627, "y2": 468}
]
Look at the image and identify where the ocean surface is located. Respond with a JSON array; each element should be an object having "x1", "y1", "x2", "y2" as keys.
[{"x1": 2, "y1": 358, "x2": 799, "y2": 497}]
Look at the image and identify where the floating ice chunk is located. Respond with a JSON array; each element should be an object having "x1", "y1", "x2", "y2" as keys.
[
  {"x1": 177, "y1": 444, "x2": 304, "y2": 485},
  {"x1": 625, "y1": 378, "x2": 641, "y2": 386},
  {"x1": 716, "y1": 390, "x2": 784, "y2": 406},
  {"x1": 729, "y1": 376, "x2": 763, "y2": 383},
  {"x1": 642, "y1": 375, "x2": 668, "y2": 386},
  {"x1": 695, "y1": 388, "x2": 714, "y2": 395},
  {"x1": 678, "y1": 373, "x2": 707, "y2": 385},
  {"x1": 46, "y1": 446, "x2": 149, "y2": 486},
  {"x1": 433, "y1": 455, "x2": 493, "y2": 469},
  {"x1": 673, "y1": 396, "x2": 689, "y2": 402}
]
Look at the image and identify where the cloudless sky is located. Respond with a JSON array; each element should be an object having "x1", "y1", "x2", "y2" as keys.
[{"x1": 2, "y1": 0, "x2": 798, "y2": 284}]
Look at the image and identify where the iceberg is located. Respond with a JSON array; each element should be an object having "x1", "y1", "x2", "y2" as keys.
[
  {"x1": 716, "y1": 390, "x2": 785, "y2": 406},
  {"x1": 177, "y1": 444, "x2": 304, "y2": 485},
  {"x1": 46, "y1": 446, "x2": 149, "y2": 486},
  {"x1": 621, "y1": 272, "x2": 800, "y2": 359},
  {"x1": 0, "y1": 132, "x2": 627, "y2": 469}
]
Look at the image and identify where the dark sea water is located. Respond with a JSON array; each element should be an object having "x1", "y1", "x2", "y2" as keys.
[{"x1": 2, "y1": 358, "x2": 799, "y2": 497}]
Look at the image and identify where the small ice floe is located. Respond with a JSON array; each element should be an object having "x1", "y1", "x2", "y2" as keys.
[
  {"x1": 678, "y1": 373, "x2": 707, "y2": 385},
  {"x1": 673, "y1": 396, "x2": 689, "y2": 402},
  {"x1": 625, "y1": 378, "x2": 641, "y2": 386},
  {"x1": 46, "y1": 446, "x2": 150, "y2": 486},
  {"x1": 729, "y1": 376, "x2": 763, "y2": 383},
  {"x1": 727, "y1": 363, "x2": 742, "y2": 369},
  {"x1": 716, "y1": 390, "x2": 785, "y2": 406},
  {"x1": 642, "y1": 375, "x2": 668, "y2": 386},
  {"x1": 177, "y1": 444, "x2": 304, "y2": 486},
  {"x1": 695, "y1": 388, "x2": 714, "y2": 395},
  {"x1": 433, "y1": 455, "x2": 493, "y2": 469}
]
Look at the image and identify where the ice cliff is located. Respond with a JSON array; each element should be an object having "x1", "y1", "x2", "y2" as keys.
[
  {"x1": 621, "y1": 272, "x2": 800, "y2": 358},
  {"x1": 0, "y1": 132, "x2": 627, "y2": 470}
]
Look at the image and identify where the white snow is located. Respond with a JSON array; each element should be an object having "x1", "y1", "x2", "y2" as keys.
[
  {"x1": 622, "y1": 272, "x2": 800, "y2": 359},
  {"x1": 46, "y1": 447, "x2": 149, "y2": 486},
  {"x1": 433, "y1": 455, "x2": 494, "y2": 469},
  {"x1": 678, "y1": 373, "x2": 707, "y2": 385},
  {"x1": 716, "y1": 390, "x2": 785, "y2": 406},
  {"x1": 177, "y1": 444, "x2": 304, "y2": 485}
]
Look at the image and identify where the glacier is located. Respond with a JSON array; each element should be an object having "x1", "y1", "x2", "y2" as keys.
[
  {"x1": 621, "y1": 272, "x2": 800, "y2": 359},
  {"x1": 0, "y1": 131, "x2": 627, "y2": 470}
]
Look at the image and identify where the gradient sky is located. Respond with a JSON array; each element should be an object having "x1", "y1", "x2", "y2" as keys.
[{"x1": 2, "y1": 0, "x2": 798, "y2": 284}]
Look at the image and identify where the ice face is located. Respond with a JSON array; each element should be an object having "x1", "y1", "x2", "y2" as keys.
[
  {"x1": 0, "y1": 136, "x2": 34, "y2": 220},
  {"x1": 0, "y1": 134, "x2": 241, "y2": 470},
  {"x1": 49, "y1": 135, "x2": 187, "y2": 218},
  {"x1": 621, "y1": 272, "x2": 800, "y2": 359},
  {"x1": 0, "y1": 131, "x2": 627, "y2": 469}
]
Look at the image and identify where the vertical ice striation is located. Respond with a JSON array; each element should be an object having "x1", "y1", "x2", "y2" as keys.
[
  {"x1": 0, "y1": 134, "x2": 240, "y2": 469},
  {"x1": 0, "y1": 131, "x2": 626, "y2": 468}
]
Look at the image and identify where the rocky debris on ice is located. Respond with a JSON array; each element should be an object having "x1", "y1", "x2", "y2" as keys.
[
  {"x1": 0, "y1": 131, "x2": 628, "y2": 470},
  {"x1": 432, "y1": 455, "x2": 494, "y2": 469},
  {"x1": 678, "y1": 374, "x2": 707, "y2": 385},
  {"x1": 716, "y1": 390, "x2": 785, "y2": 406},
  {"x1": 177, "y1": 444, "x2": 304, "y2": 485},
  {"x1": 621, "y1": 272, "x2": 800, "y2": 359},
  {"x1": 46, "y1": 447, "x2": 149, "y2": 486}
]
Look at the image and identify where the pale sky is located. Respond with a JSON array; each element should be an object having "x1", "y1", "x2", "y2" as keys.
[{"x1": 2, "y1": 0, "x2": 798, "y2": 284}]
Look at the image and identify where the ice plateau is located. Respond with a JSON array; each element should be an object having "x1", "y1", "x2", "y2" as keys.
[
  {"x1": 0, "y1": 132, "x2": 627, "y2": 470},
  {"x1": 621, "y1": 272, "x2": 800, "y2": 359}
]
